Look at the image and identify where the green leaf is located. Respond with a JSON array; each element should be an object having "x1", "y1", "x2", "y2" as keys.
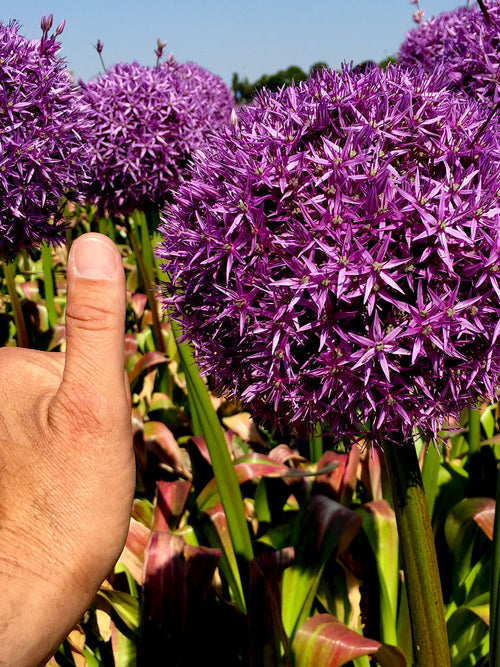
[
  {"x1": 445, "y1": 497, "x2": 494, "y2": 592},
  {"x1": 199, "y1": 503, "x2": 246, "y2": 611},
  {"x1": 110, "y1": 622, "x2": 137, "y2": 667},
  {"x1": 447, "y1": 595, "x2": 489, "y2": 667},
  {"x1": 281, "y1": 495, "x2": 362, "y2": 640},
  {"x1": 356, "y1": 500, "x2": 399, "y2": 646},
  {"x1": 97, "y1": 590, "x2": 140, "y2": 634},
  {"x1": 291, "y1": 614, "x2": 406, "y2": 667},
  {"x1": 171, "y1": 318, "x2": 253, "y2": 610}
]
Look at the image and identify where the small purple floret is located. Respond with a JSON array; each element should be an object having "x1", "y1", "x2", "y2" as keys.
[{"x1": 157, "y1": 64, "x2": 500, "y2": 445}]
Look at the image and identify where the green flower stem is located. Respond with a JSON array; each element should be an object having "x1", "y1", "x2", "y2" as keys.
[
  {"x1": 467, "y1": 406, "x2": 481, "y2": 453},
  {"x1": 383, "y1": 438, "x2": 450, "y2": 667},
  {"x1": 41, "y1": 242, "x2": 58, "y2": 327},
  {"x1": 490, "y1": 461, "x2": 500, "y2": 666},
  {"x1": 3, "y1": 260, "x2": 29, "y2": 348},
  {"x1": 308, "y1": 422, "x2": 323, "y2": 463}
]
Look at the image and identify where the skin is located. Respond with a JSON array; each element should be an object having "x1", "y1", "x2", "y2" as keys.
[{"x1": 0, "y1": 233, "x2": 136, "y2": 666}]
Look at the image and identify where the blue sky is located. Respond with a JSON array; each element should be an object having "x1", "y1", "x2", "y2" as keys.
[{"x1": 3, "y1": 1, "x2": 463, "y2": 86}]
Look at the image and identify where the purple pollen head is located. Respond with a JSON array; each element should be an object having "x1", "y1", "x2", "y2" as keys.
[
  {"x1": 157, "y1": 63, "x2": 500, "y2": 446},
  {"x1": 0, "y1": 19, "x2": 92, "y2": 260},
  {"x1": 79, "y1": 59, "x2": 234, "y2": 216}
]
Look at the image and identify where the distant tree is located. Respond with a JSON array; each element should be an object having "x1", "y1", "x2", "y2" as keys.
[
  {"x1": 231, "y1": 72, "x2": 255, "y2": 104},
  {"x1": 254, "y1": 65, "x2": 308, "y2": 93},
  {"x1": 232, "y1": 63, "x2": 323, "y2": 105},
  {"x1": 378, "y1": 55, "x2": 397, "y2": 70},
  {"x1": 309, "y1": 61, "x2": 329, "y2": 75}
]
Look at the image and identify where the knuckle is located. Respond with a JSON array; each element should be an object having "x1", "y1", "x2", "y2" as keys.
[{"x1": 65, "y1": 299, "x2": 117, "y2": 333}]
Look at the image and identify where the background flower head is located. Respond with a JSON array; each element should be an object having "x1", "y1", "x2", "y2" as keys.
[
  {"x1": 80, "y1": 58, "x2": 234, "y2": 216},
  {"x1": 0, "y1": 19, "x2": 91, "y2": 260},
  {"x1": 398, "y1": 0, "x2": 500, "y2": 107},
  {"x1": 157, "y1": 63, "x2": 500, "y2": 445}
]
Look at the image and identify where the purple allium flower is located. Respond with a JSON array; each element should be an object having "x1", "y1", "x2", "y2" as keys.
[
  {"x1": 157, "y1": 64, "x2": 500, "y2": 445},
  {"x1": 0, "y1": 20, "x2": 91, "y2": 259},
  {"x1": 80, "y1": 58, "x2": 234, "y2": 216},
  {"x1": 398, "y1": 1, "x2": 500, "y2": 107},
  {"x1": 174, "y1": 61, "x2": 235, "y2": 145}
]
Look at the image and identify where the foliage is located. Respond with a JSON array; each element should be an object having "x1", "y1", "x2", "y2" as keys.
[
  {"x1": 1, "y1": 208, "x2": 498, "y2": 666},
  {"x1": 3, "y1": 6, "x2": 500, "y2": 666}
]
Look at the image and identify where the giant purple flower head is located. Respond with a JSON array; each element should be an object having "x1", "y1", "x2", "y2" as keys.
[
  {"x1": 157, "y1": 64, "x2": 500, "y2": 445},
  {"x1": 80, "y1": 58, "x2": 233, "y2": 216},
  {"x1": 173, "y1": 61, "x2": 235, "y2": 152},
  {"x1": 398, "y1": 1, "x2": 500, "y2": 107},
  {"x1": 0, "y1": 19, "x2": 91, "y2": 260}
]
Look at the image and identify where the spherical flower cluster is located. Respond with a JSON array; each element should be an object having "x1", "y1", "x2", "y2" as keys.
[
  {"x1": 398, "y1": 1, "x2": 500, "y2": 107},
  {"x1": 157, "y1": 64, "x2": 500, "y2": 445},
  {"x1": 173, "y1": 61, "x2": 235, "y2": 151},
  {"x1": 80, "y1": 59, "x2": 233, "y2": 216},
  {"x1": 0, "y1": 20, "x2": 92, "y2": 259}
]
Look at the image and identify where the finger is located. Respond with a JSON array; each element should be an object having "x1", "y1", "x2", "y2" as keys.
[{"x1": 61, "y1": 233, "x2": 126, "y2": 398}]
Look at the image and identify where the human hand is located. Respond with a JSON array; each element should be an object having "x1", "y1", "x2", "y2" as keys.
[{"x1": 0, "y1": 233, "x2": 135, "y2": 666}]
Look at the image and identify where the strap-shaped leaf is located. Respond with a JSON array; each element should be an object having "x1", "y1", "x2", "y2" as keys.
[{"x1": 291, "y1": 614, "x2": 406, "y2": 667}]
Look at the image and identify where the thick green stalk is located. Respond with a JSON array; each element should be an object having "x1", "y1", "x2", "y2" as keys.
[
  {"x1": 467, "y1": 406, "x2": 481, "y2": 454},
  {"x1": 383, "y1": 438, "x2": 450, "y2": 667},
  {"x1": 3, "y1": 260, "x2": 29, "y2": 348},
  {"x1": 41, "y1": 242, "x2": 58, "y2": 327},
  {"x1": 308, "y1": 422, "x2": 323, "y2": 463},
  {"x1": 490, "y1": 462, "x2": 500, "y2": 666}
]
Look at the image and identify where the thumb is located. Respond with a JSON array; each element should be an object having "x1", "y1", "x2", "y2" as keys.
[{"x1": 62, "y1": 233, "x2": 127, "y2": 397}]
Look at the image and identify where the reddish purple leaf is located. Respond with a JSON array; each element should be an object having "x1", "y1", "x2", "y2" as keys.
[
  {"x1": 471, "y1": 498, "x2": 495, "y2": 541},
  {"x1": 197, "y1": 453, "x2": 290, "y2": 511},
  {"x1": 184, "y1": 543, "x2": 221, "y2": 604},
  {"x1": 141, "y1": 532, "x2": 188, "y2": 665},
  {"x1": 315, "y1": 451, "x2": 348, "y2": 498},
  {"x1": 292, "y1": 614, "x2": 406, "y2": 667},
  {"x1": 143, "y1": 420, "x2": 184, "y2": 470},
  {"x1": 119, "y1": 517, "x2": 151, "y2": 584},
  {"x1": 128, "y1": 350, "x2": 167, "y2": 384},
  {"x1": 129, "y1": 291, "x2": 148, "y2": 319},
  {"x1": 269, "y1": 444, "x2": 308, "y2": 466},
  {"x1": 152, "y1": 480, "x2": 192, "y2": 532}
]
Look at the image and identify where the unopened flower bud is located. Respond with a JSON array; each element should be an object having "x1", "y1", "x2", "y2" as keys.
[
  {"x1": 40, "y1": 13, "x2": 53, "y2": 33},
  {"x1": 55, "y1": 20, "x2": 66, "y2": 36},
  {"x1": 412, "y1": 9, "x2": 425, "y2": 23}
]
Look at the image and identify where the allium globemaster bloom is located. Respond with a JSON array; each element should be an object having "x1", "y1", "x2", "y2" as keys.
[
  {"x1": 174, "y1": 61, "x2": 235, "y2": 151},
  {"x1": 398, "y1": 1, "x2": 500, "y2": 107},
  {"x1": 80, "y1": 58, "x2": 234, "y2": 216},
  {"x1": 0, "y1": 19, "x2": 91, "y2": 259},
  {"x1": 157, "y1": 64, "x2": 500, "y2": 445}
]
